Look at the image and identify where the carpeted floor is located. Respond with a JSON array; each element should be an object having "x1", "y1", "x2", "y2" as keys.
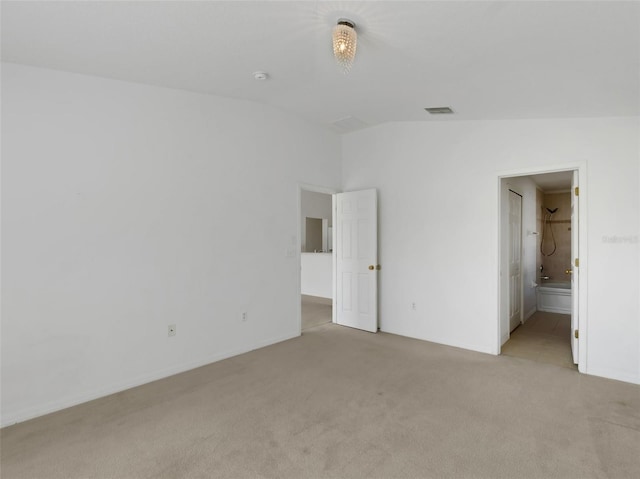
[
  {"x1": 2, "y1": 322, "x2": 639, "y2": 479},
  {"x1": 301, "y1": 294, "x2": 332, "y2": 331},
  {"x1": 502, "y1": 311, "x2": 576, "y2": 369}
]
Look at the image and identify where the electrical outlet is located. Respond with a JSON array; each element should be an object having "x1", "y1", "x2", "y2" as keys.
[
  {"x1": 168, "y1": 324, "x2": 176, "y2": 337},
  {"x1": 411, "y1": 302, "x2": 416, "y2": 311},
  {"x1": 241, "y1": 311, "x2": 248, "y2": 322}
]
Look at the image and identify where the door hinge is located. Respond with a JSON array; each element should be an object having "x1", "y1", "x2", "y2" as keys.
[
  {"x1": 574, "y1": 258, "x2": 579, "y2": 267},
  {"x1": 574, "y1": 329, "x2": 579, "y2": 339},
  {"x1": 574, "y1": 186, "x2": 579, "y2": 196}
]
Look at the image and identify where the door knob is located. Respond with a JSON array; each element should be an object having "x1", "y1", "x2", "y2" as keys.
[
  {"x1": 565, "y1": 269, "x2": 573, "y2": 275},
  {"x1": 368, "y1": 265, "x2": 375, "y2": 270}
]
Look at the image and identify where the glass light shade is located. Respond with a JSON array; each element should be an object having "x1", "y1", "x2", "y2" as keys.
[{"x1": 332, "y1": 21, "x2": 357, "y2": 73}]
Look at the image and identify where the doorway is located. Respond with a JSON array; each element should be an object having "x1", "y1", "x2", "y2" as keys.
[
  {"x1": 299, "y1": 186, "x2": 335, "y2": 331},
  {"x1": 498, "y1": 167, "x2": 585, "y2": 371},
  {"x1": 298, "y1": 186, "x2": 380, "y2": 334},
  {"x1": 502, "y1": 311, "x2": 575, "y2": 369}
]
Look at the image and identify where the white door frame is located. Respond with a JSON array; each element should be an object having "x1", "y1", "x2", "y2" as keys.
[
  {"x1": 297, "y1": 184, "x2": 339, "y2": 335},
  {"x1": 497, "y1": 164, "x2": 588, "y2": 373}
]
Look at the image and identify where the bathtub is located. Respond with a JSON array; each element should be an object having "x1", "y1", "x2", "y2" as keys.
[{"x1": 537, "y1": 282, "x2": 572, "y2": 314}]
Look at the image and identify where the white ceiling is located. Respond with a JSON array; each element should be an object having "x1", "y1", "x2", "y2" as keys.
[
  {"x1": 528, "y1": 171, "x2": 574, "y2": 192},
  {"x1": 2, "y1": 1, "x2": 639, "y2": 132}
]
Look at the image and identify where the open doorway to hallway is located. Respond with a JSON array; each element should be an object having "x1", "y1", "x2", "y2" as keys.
[
  {"x1": 300, "y1": 188, "x2": 334, "y2": 331},
  {"x1": 301, "y1": 295, "x2": 332, "y2": 331},
  {"x1": 499, "y1": 169, "x2": 581, "y2": 369}
]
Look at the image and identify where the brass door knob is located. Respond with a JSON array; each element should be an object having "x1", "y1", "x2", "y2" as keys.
[
  {"x1": 368, "y1": 265, "x2": 375, "y2": 270},
  {"x1": 565, "y1": 269, "x2": 573, "y2": 275}
]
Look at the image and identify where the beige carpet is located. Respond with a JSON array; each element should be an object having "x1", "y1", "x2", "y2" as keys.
[
  {"x1": 502, "y1": 311, "x2": 576, "y2": 369},
  {"x1": 2, "y1": 323, "x2": 639, "y2": 479},
  {"x1": 301, "y1": 295, "x2": 332, "y2": 331}
]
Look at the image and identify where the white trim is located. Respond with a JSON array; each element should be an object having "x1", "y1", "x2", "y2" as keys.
[
  {"x1": 585, "y1": 367, "x2": 640, "y2": 386},
  {"x1": 379, "y1": 328, "x2": 495, "y2": 356},
  {"x1": 577, "y1": 165, "x2": 588, "y2": 373},
  {"x1": 332, "y1": 194, "x2": 337, "y2": 325},
  {"x1": 538, "y1": 305, "x2": 572, "y2": 315},
  {"x1": 524, "y1": 307, "x2": 537, "y2": 322},
  {"x1": 0, "y1": 332, "x2": 298, "y2": 428},
  {"x1": 497, "y1": 163, "x2": 587, "y2": 373},
  {"x1": 298, "y1": 183, "x2": 339, "y2": 196}
]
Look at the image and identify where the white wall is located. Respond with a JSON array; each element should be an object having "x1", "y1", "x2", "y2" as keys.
[
  {"x1": 300, "y1": 253, "x2": 332, "y2": 298},
  {"x1": 342, "y1": 117, "x2": 639, "y2": 384},
  {"x1": 1, "y1": 63, "x2": 342, "y2": 425},
  {"x1": 2, "y1": 65, "x2": 638, "y2": 428}
]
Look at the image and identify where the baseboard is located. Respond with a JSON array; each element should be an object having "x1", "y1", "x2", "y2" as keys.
[
  {"x1": 537, "y1": 306, "x2": 571, "y2": 315},
  {"x1": 301, "y1": 292, "x2": 332, "y2": 301},
  {"x1": 585, "y1": 367, "x2": 640, "y2": 385},
  {"x1": 1, "y1": 332, "x2": 298, "y2": 428},
  {"x1": 379, "y1": 327, "x2": 495, "y2": 356},
  {"x1": 524, "y1": 307, "x2": 537, "y2": 322},
  {"x1": 301, "y1": 294, "x2": 332, "y2": 305}
]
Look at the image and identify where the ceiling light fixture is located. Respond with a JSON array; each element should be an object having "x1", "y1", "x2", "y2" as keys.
[{"x1": 333, "y1": 19, "x2": 357, "y2": 73}]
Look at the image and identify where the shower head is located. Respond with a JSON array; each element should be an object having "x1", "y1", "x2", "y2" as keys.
[{"x1": 546, "y1": 208, "x2": 558, "y2": 214}]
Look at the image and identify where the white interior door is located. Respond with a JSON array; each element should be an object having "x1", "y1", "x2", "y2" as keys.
[
  {"x1": 571, "y1": 171, "x2": 579, "y2": 364},
  {"x1": 508, "y1": 190, "x2": 523, "y2": 332},
  {"x1": 335, "y1": 189, "x2": 378, "y2": 333}
]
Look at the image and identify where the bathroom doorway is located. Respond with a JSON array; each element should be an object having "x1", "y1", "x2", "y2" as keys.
[
  {"x1": 299, "y1": 186, "x2": 335, "y2": 332},
  {"x1": 498, "y1": 167, "x2": 585, "y2": 371}
]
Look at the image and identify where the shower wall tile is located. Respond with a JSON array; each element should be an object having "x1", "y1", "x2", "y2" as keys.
[{"x1": 540, "y1": 192, "x2": 572, "y2": 282}]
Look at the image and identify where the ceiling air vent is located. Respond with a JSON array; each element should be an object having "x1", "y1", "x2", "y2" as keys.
[{"x1": 424, "y1": 107, "x2": 454, "y2": 114}]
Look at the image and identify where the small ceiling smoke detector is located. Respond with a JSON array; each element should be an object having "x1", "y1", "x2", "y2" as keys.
[
  {"x1": 424, "y1": 106, "x2": 454, "y2": 114},
  {"x1": 253, "y1": 71, "x2": 268, "y2": 80}
]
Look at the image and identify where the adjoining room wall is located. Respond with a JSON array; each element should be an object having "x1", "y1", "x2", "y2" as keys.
[
  {"x1": 300, "y1": 253, "x2": 332, "y2": 298},
  {"x1": 342, "y1": 117, "x2": 640, "y2": 384},
  {"x1": 1, "y1": 63, "x2": 342, "y2": 425},
  {"x1": 300, "y1": 190, "x2": 332, "y2": 252}
]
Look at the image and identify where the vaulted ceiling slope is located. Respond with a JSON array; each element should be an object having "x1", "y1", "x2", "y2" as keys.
[{"x1": 2, "y1": 1, "x2": 639, "y2": 132}]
